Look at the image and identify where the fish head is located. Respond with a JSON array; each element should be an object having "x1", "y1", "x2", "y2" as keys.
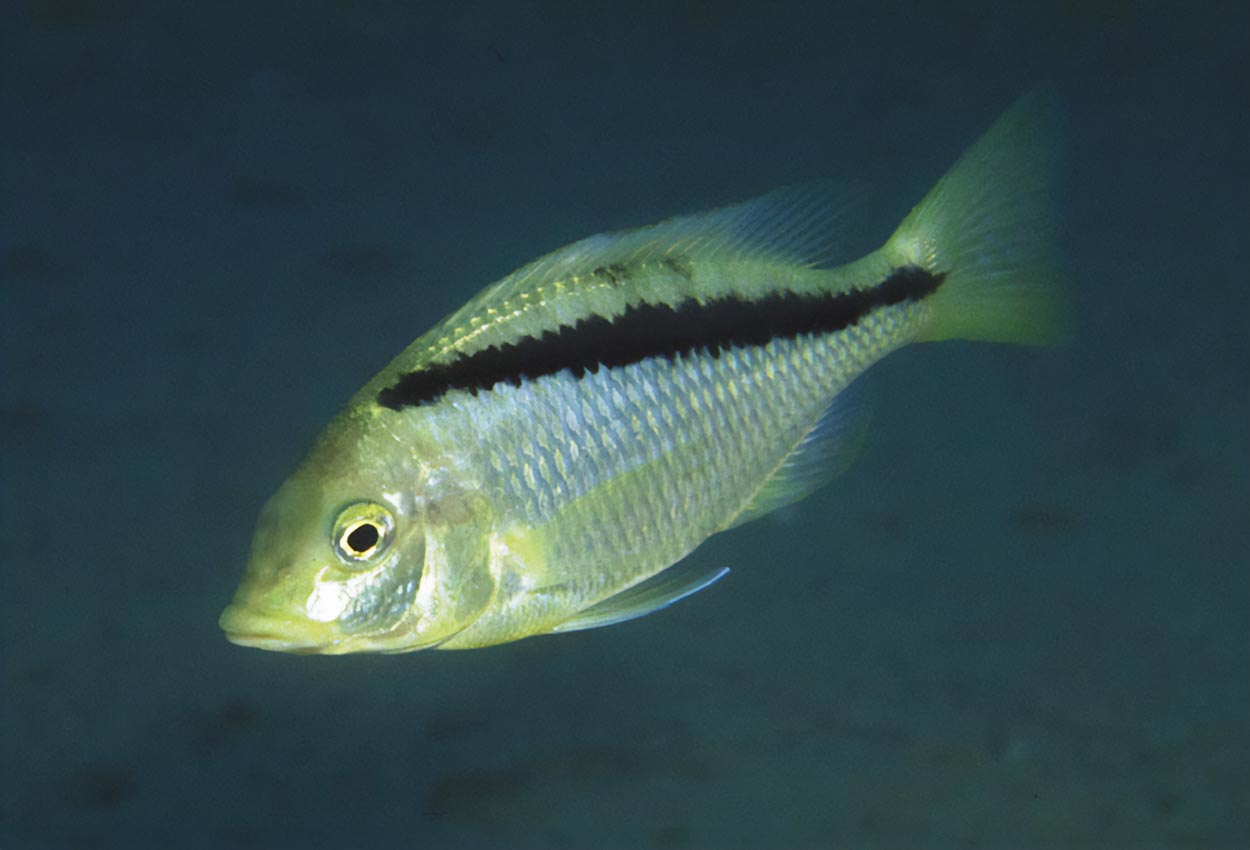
[{"x1": 219, "y1": 415, "x2": 496, "y2": 654}]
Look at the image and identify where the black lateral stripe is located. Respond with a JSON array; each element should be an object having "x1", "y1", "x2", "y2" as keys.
[{"x1": 377, "y1": 264, "x2": 944, "y2": 410}]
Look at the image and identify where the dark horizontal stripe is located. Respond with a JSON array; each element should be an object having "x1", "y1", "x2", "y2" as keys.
[{"x1": 377, "y1": 264, "x2": 944, "y2": 410}]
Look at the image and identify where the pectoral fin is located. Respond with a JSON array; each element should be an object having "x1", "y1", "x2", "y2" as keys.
[
  {"x1": 550, "y1": 563, "x2": 730, "y2": 634},
  {"x1": 726, "y1": 382, "x2": 871, "y2": 530}
]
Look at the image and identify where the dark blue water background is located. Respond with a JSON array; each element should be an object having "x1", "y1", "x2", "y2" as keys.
[{"x1": 3, "y1": 2, "x2": 1247, "y2": 847}]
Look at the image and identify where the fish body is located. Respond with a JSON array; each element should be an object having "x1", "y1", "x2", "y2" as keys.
[{"x1": 220, "y1": 93, "x2": 1065, "y2": 654}]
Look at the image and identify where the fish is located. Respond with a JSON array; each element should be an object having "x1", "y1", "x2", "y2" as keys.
[{"x1": 219, "y1": 91, "x2": 1066, "y2": 654}]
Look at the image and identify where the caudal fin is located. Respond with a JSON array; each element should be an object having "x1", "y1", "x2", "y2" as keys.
[{"x1": 888, "y1": 90, "x2": 1068, "y2": 345}]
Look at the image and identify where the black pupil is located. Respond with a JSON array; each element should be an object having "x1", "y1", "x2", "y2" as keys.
[{"x1": 346, "y1": 523, "x2": 380, "y2": 554}]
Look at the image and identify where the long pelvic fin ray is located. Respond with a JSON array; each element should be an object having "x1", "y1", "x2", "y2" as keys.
[{"x1": 549, "y1": 564, "x2": 731, "y2": 634}]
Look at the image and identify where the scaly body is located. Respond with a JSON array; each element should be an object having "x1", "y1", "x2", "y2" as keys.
[{"x1": 221, "y1": 92, "x2": 1064, "y2": 653}]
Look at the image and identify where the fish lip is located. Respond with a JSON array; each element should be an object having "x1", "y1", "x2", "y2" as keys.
[
  {"x1": 219, "y1": 604, "x2": 323, "y2": 653},
  {"x1": 222, "y1": 627, "x2": 330, "y2": 654},
  {"x1": 218, "y1": 604, "x2": 441, "y2": 655},
  {"x1": 223, "y1": 631, "x2": 299, "y2": 650}
]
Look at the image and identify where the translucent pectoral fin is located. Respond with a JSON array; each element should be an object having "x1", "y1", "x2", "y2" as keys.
[
  {"x1": 726, "y1": 382, "x2": 872, "y2": 530},
  {"x1": 550, "y1": 563, "x2": 730, "y2": 634}
]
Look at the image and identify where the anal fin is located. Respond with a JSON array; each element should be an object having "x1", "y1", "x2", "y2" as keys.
[{"x1": 550, "y1": 563, "x2": 730, "y2": 634}]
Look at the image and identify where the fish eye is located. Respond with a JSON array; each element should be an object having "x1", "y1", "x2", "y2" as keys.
[{"x1": 332, "y1": 502, "x2": 395, "y2": 565}]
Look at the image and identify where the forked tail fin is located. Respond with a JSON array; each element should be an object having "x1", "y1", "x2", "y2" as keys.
[{"x1": 888, "y1": 90, "x2": 1068, "y2": 346}]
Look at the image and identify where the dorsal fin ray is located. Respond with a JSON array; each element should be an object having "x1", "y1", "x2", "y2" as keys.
[
  {"x1": 499, "y1": 179, "x2": 864, "y2": 291},
  {"x1": 399, "y1": 181, "x2": 870, "y2": 370}
]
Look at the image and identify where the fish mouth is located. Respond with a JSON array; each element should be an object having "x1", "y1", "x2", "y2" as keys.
[
  {"x1": 223, "y1": 632, "x2": 321, "y2": 654},
  {"x1": 219, "y1": 600, "x2": 448, "y2": 655},
  {"x1": 218, "y1": 604, "x2": 329, "y2": 654}
]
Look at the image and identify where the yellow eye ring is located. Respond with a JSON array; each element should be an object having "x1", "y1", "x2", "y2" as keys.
[{"x1": 332, "y1": 502, "x2": 395, "y2": 565}]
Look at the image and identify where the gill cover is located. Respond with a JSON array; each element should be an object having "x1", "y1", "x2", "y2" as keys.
[{"x1": 399, "y1": 484, "x2": 497, "y2": 650}]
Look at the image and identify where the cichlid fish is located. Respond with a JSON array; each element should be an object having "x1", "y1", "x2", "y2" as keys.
[{"x1": 220, "y1": 93, "x2": 1065, "y2": 654}]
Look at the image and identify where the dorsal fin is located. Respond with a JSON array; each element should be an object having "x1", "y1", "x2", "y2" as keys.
[
  {"x1": 392, "y1": 181, "x2": 870, "y2": 371},
  {"x1": 726, "y1": 384, "x2": 872, "y2": 530},
  {"x1": 549, "y1": 563, "x2": 730, "y2": 634},
  {"x1": 491, "y1": 179, "x2": 864, "y2": 295}
]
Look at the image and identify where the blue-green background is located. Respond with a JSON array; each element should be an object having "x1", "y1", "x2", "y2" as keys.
[{"x1": 3, "y1": 2, "x2": 1247, "y2": 847}]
